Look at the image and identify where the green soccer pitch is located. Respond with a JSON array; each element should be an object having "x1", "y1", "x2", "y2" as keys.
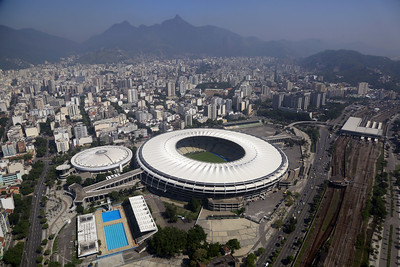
[{"x1": 185, "y1": 151, "x2": 227, "y2": 163}]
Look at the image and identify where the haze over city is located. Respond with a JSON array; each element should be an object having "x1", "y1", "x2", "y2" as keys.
[{"x1": 0, "y1": 0, "x2": 399, "y2": 57}]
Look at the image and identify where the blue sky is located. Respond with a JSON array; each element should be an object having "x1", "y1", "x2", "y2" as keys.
[{"x1": 0, "y1": 0, "x2": 399, "y2": 54}]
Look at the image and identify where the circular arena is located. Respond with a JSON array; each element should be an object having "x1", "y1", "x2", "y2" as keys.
[
  {"x1": 71, "y1": 145, "x2": 133, "y2": 172},
  {"x1": 136, "y1": 128, "x2": 288, "y2": 199}
]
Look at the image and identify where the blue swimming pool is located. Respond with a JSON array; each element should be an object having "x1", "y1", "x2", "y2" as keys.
[
  {"x1": 102, "y1": 210, "x2": 121, "y2": 223},
  {"x1": 104, "y1": 223, "x2": 128, "y2": 250}
]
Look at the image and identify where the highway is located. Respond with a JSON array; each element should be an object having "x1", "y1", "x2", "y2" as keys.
[
  {"x1": 257, "y1": 126, "x2": 333, "y2": 266},
  {"x1": 21, "y1": 138, "x2": 51, "y2": 267}
]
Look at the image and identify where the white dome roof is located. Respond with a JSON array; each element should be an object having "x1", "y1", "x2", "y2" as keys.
[{"x1": 71, "y1": 146, "x2": 133, "y2": 172}]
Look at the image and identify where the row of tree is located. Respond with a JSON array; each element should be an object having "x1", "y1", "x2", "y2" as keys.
[{"x1": 149, "y1": 225, "x2": 240, "y2": 266}]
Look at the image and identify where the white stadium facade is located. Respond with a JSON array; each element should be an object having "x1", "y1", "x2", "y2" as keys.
[
  {"x1": 136, "y1": 128, "x2": 289, "y2": 200},
  {"x1": 71, "y1": 145, "x2": 133, "y2": 173}
]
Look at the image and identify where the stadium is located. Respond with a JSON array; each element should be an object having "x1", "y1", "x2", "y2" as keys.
[
  {"x1": 71, "y1": 145, "x2": 133, "y2": 173},
  {"x1": 136, "y1": 128, "x2": 289, "y2": 200}
]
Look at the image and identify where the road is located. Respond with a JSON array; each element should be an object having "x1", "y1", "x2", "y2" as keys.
[
  {"x1": 21, "y1": 137, "x2": 51, "y2": 267},
  {"x1": 256, "y1": 125, "x2": 333, "y2": 266},
  {"x1": 378, "y1": 114, "x2": 400, "y2": 267}
]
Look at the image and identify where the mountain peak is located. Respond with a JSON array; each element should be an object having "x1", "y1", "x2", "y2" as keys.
[
  {"x1": 102, "y1": 20, "x2": 136, "y2": 35},
  {"x1": 111, "y1": 20, "x2": 133, "y2": 29},
  {"x1": 173, "y1": 14, "x2": 183, "y2": 21},
  {"x1": 161, "y1": 15, "x2": 192, "y2": 27}
]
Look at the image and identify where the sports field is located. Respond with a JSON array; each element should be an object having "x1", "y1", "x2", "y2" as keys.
[{"x1": 185, "y1": 151, "x2": 227, "y2": 163}]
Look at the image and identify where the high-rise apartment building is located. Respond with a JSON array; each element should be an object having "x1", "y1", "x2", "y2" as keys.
[
  {"x1": 127, "y1": 89, "x2": 138, "y2": 103},
  {"x1": 357, "y1": 82, "x2": 369, "y2": 95},
  {"x1": 167, "y1": 82, "x2": 175, "y2": 97}
]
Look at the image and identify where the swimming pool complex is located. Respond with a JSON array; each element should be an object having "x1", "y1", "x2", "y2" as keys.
[{"x1": 103, "y1": 223, "x2": 128, "y2": 250}]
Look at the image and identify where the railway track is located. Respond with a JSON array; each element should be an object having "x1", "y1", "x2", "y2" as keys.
[
  {"x1": 299, "y1": 136, "x2": 380, "y2": 267},
  {"x1": 323, "y1": 141, "x2": 379, "y2": 266},
  {"x1": 299, "y1": 136, "x2": 350, "y2": 266}
]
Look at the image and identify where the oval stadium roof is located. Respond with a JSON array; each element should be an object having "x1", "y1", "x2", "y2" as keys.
[
  {"x1": 136, "y1": 128, "x2": 288, "y2": 194},
  {"x1": 71, "y1": 146, "x2": 133, "y2": 172}
]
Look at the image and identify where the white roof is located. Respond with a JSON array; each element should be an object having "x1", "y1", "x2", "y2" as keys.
[
  {"x1": 71, "y1": 146, "x2": 133, "y2": 172},
  {"x1": 129, "y1": 196, "x2": 157, "y2": 233},
  {"x1": 342, "y1": 117, "x2": 383, "y2": 137},
  {"x1": 137, "y1": 128, "x2": 287, "y2": 186},
  {"x1": 56, "y1": 164, "x2": 71, "y2": 171},
  {"x1": 0, "y1": 197, "x2": 14, "y2": 210},
  {"x1": 77, "y1": 214, "x2": 98, "y2": 257}
]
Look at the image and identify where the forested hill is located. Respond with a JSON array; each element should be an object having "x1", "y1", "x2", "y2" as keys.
[{"x1": 301, "y1": 50, "x2": 400, "y2": 90}]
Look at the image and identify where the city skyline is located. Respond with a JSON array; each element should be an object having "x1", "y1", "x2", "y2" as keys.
[{"x1": 0, "y1": 0, "x2": 399, "y2": 56}]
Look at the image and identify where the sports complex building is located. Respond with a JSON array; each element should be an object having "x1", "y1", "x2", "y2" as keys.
[
  {"x1": 136, "y1": 128, "x2": 289, "y2": 202},
  {"x1": 68, "y1": 128, "x2": 289, "y2": 211},
  {"x1": 71, "y1": 145, "x2": 133, "y2": 173},
  {"x1": 77, "y1": 195, "x2": 157, "y2": 258}
]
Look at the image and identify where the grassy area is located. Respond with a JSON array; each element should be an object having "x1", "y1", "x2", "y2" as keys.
[
  {"x1": 295, "y1": 223, "x2": 317, "y2": 267},
  {"x1": 52, "y1": 236, "x2": 59, "y2": 253},
  {"x1": 321, "y1": 190, "x2": 340, "y2": 232},
  {"x1": 185, "y1": 151, "x2": 226, "y2": 163},
  {"x1": 294, "y1": 183, "x2": 327, "y2": 266},
  {"x1": 163, "y1": 202, "x2": 200, "y2": 221}
]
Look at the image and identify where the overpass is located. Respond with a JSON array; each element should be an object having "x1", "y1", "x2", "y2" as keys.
[
  {"x1": 68, "y1": 169, "x2": 143, "y2": 207},
  {"x1": 288, "y1": 120, "x2": 327, "y2": 127}
]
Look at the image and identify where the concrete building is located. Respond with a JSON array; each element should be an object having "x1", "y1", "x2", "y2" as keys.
[
  {"x1": 357, "y1": 82, "x2": 369, "y2": 96},
  {"x1": 127, "y1": 88, "x2": 138, "y2": 103}
]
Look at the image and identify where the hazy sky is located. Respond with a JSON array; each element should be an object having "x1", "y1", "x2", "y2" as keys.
[{"x1": 0, "y1": 0, "x2": 399, "y2": 53}]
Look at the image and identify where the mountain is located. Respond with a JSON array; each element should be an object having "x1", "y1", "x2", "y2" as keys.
[
  {"x1": 0, "y1": 25, "x2": 78, "y2": 69},
  {"x1": 80, "y1": 15, "x2": 325, "y2": 61},
  {"x1": 301, "y1": 49, "x2": 400, "y2": 89},
  {"x1": 1, "y1": 15, "x2": 397, "y2": 69}
]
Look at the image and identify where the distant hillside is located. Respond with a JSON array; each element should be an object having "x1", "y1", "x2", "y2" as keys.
[
  {"x1": 1, "y1": 16, "x2": 397, "y2": 70},
  {"x1": 0, "y1": 25, "x2": 78, "y2": 69},
  {"x1": 80, "y1": 15, "x2": 291, "y2": 59},
  {"x1": 301, "y1": 50, "x2": 400, "y2": 90},
  {"x1": 0, "y1": 16, "x2": 332, "y2": 68}
]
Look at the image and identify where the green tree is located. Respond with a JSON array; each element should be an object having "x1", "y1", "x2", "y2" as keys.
[
  {"x1": 286, "y1": 255, "x2": 294, "y2": 264},
  {"x1": 36, "y1": 255, "x2": 43, "y2": 263},
  {"x1": 226, "y1": 238, "x2": 241, "y2": 250},
  {"x1": 272, "y1": 219, "x2": 283, "y2": 229},
  {"x1": 187, "y1": 225, "x2": 207, "y2": 255},
  {"x1": 8, "y1": 212, "x2": 19, "y2": 225},
  {"x1": 165, "y1": 203, "x2": 178, "y2": 222},
  {"x1": 188, "y1": 197, "x2": 201, "y2": 213},
  {"x1": 48, "y1": 262, "x2": 62, "y2": 267},
  {"x1": 150, "y1": 226, "x2": 187, "y2": 257},
  {"x1": 246, "y1": 253, "x2": 257, "y2": 267},
  {"x1": 207, "y1": 242, "x2": 221, "y2": 258},
  {"x1": 192, "y1": 248, "x2": 207, "y2": 262},
  {"x1": 110, "y1": 191, "x2": 119, "y2": 201},
  {"x1": 66, "y1": 175, "x2": 82, "y2": 186},
  {"x1": 76, "y1": 204, "x2": 84, "y2": 214},
  {"x1": 3, "y1": 242, "x2": 24, "y2": 267},
  {"x1": 257, "y1": 247, "x2": 266, "y2": 256}
]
